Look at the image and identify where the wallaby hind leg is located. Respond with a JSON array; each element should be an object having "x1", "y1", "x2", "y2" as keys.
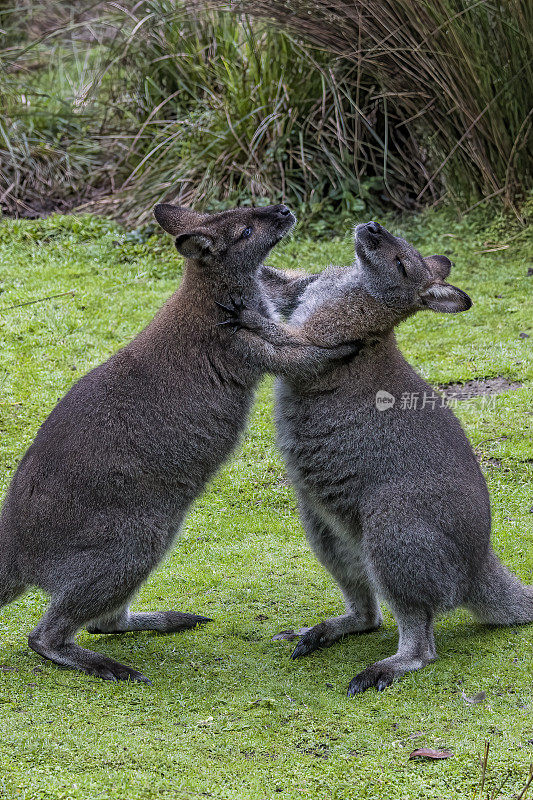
[
  {"x1": 87, "y1": 606, "x2": 211, "y2": 634},
  {"x1": 29, "y1": 591, "x2": 151, "y2": 683},
  {"x1": 347, "y1": 608, "x2": 436, "y2": 695},
  {"x1": 290, "y1": 503, "x2": 382, "y2": 659}
]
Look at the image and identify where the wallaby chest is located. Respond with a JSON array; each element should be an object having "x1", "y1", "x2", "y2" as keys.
[{"x1": 275, "y1": 347, "x2": 484, "y2": 525}]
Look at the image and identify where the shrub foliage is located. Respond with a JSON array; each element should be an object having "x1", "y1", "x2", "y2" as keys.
[{"x1": 0, "y1": 0, "x2": 531, "y2": 222}]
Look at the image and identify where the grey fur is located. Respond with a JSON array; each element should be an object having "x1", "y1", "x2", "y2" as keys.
[
  {"x1": 234, "y1": 220, "x2": 533, "y2": 694},
  {"x1": 0, "y1": 202, "x2": 352, "y2": 683}
]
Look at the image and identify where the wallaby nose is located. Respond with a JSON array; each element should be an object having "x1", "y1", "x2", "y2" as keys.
[
  {"x1": 275, "y1": 204, "x2": 291, "y2": 216},
  {"x1": 366, "y1": 221, "x2": 381, "y2": 235}
]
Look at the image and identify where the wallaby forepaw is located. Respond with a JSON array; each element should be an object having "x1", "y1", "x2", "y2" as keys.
[
  {"x1": 347, "y1": 665, "x2": 395, "y2": 696},
  {"x1": 291, "y1": 623, "x2": 329, "y2": 659},
  {"x1": 215, "y1": 296, "x2": 246, "y2": 333}
]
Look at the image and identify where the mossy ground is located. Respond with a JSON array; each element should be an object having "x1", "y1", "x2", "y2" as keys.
[{"x1": 0, "y1": 209, "x2": 532, "y2": 800}]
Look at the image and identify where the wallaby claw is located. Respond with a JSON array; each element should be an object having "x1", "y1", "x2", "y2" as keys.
[
  {"x1": 291, "y1": 624, "x2": 326, "y2": 659},
  {"x1": 217, "y1": 319, "x2": 243, "y2": 333},
  {"x1": 215, "y1": 301, "x2": 235, "y2": 314},
  {"x1": 347, "y1": 666, "x2": 395, "y2": 696},
  {"x1": 215, "y1": 295, "x2": 246, "y2": 332}
]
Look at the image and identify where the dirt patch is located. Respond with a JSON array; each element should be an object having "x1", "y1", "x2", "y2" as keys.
[
  {"x1": 475, "y1": 455, "x2": 504, "y2": 469},
  {"x1": 439, "y1": 376, "x2": 522, "y2": 401}
]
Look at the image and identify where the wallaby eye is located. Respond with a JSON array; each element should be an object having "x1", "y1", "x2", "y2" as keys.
[
  {"x1": 240, "y1": 227, "x2": 253, "y2": 240},
  {"x1": 396, "y1": 257, "x2": 407, "y2": 277}
]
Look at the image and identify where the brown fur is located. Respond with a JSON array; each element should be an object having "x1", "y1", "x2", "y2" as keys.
[{"x1": 0, "y1": 203, "x2": 351, "y2": 683}]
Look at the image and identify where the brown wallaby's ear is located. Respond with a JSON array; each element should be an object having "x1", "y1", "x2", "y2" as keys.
[
  {"x1": 153, "y1": 203, "x2": 204, "y2": 236},
  {"x1": 424, "y1": 254, "x2": 453, "y2": 281},
  {"x1": 420, "y1": 282, "x2": 472, "y2": 313},
  {"x1": 175, "y1": 231, "x2": 214, "y2": 259}
]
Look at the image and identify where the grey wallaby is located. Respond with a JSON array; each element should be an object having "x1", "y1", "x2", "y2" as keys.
[
  {"x1": 0, "y1": 202, "x2": 352, "y2": 683},
  {"x1": 228, "y1": 220, "x2": 533, "y2": 694}
]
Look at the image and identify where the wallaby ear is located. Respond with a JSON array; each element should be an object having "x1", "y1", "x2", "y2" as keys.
[
  {"x1": 424, "y1": 254, "x2": 453, "y2": 281},
  {"x1": 420, "y1": 282, "x2": 472, "y2": 313},
  {"x1": 153, "y1": 203, "x2": 204, "y2": 236},
  {"x1": 174, "y1": 231, "x2": 214, "y2": 259}
]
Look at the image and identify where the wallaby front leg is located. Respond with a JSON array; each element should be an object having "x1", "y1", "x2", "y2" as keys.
[{"x1": 217, "y1": 298, "x2": 362, "y2": 380}]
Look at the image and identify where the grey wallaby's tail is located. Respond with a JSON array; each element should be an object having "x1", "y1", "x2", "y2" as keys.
[{"x1": 468, "y1": 550, "x2": 533, "y2": 626}]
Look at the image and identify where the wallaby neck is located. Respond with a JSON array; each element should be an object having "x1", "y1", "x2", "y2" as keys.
[
  {"x1": 178, "y1": 259, "x2": 260, "y2": 307},
  {"x1": 130, "y1": 257, "x2": 262, "y2": 353},
  {"x1": 339, "y1": 329, "x2": 421, "y2": 397},
  {"x1": 299, "y1": 284, "x2": 406, "y2": 348}
]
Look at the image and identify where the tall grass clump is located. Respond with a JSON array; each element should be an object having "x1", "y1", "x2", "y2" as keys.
[
  {"x1": 1, "y1": 1, "x2": 394, "y2": 223},
  {"x1": 0, "y1": 0, "x2": 454, "y2": 223},
  {"x1": 230, "y1": 0, "x2": 533, "y2": 211},
  {"x1": 94, "y1": 1, "x2": 402, "y2": 225},
  {"x1": 1, "y1": 0, "x2": 531, "y2": 221},
  {"x1": 0, "y1": 1, "x2": 126, "y2": 216}
]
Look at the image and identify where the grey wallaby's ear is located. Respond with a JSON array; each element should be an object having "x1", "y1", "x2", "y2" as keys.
[
  {"x1": 420, "y1": 282, "x2": 472, "y2": 313},
  {"x1": 175, "y1": 231, "x2": 214, "y2": 259},
  {"x1": 153, "y1": 203, "x2": 203, "y2": 236},
  {"x1": 424, "y1": 254, "x2": 453, "y2": 281}
]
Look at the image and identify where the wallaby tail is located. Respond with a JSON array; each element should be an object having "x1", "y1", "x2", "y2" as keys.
[
  {"x1": 467, "y1": 550, "x2": 533, "y2": 626},
  {"x1": 0, "y1": 518, "x2": 25, "y2": 609}
]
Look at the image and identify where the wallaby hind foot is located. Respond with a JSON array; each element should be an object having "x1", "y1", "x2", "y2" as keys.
[
  {"x1": 87, "y1": 609, "x2": 212, "y2": 634},
  {"x1": 29, "y1": 635, "x2": 151, "y2": 683},
  {"x1": 28, "y1": 592, "x2": 153, "y2": 683},
  {"x1": 347, "y1": 609, "x2": 437, "y2": 695}
]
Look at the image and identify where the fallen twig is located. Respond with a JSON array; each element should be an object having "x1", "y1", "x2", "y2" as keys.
[{"x1": 0, "y1": 290, "x2": 76, "y2": 314}]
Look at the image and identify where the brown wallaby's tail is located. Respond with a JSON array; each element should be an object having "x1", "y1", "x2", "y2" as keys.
[
  {"x1": 467, "y1": 550, "x2": 533, "y2": 626},
  {"x1": 0, "y1": 575, "x2": 25, "y2": 609},
  {"x1": 0, "y1": 520, "x2": 26, "y2": 609}
]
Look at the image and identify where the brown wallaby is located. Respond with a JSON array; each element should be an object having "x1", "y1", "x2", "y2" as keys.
[
  {"x1": 227, "y1": 220, "x2": 533, "y2": 694},
  {"x1": 0, "y1": 202, "x2": 353, "y2": 683}
]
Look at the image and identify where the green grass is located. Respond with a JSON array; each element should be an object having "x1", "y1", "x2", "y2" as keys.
[{"x1": 0, "y1": 209, "x2": 532, "y2": 800}]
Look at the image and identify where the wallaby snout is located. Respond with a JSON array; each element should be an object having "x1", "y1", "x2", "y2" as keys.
[
  {"x1": 355, "y1": 220, "x2": 383, "y2": 243},
  {"x1": 257, "y1": 204, "x2": 296, "y2": 242},
  {"x1": 258, "y1": 203, "x2": 293, "y2": 219}
]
